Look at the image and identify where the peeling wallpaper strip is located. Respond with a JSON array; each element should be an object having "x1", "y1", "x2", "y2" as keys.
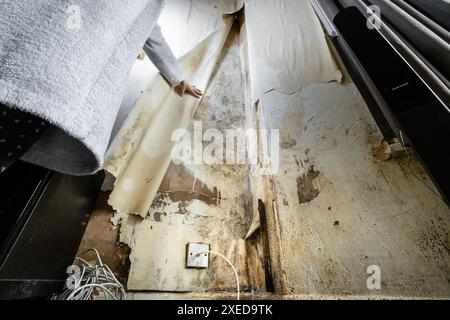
[
  {"x1": 105, "y1": 0, "x2": 343, "y2": 218},
  {"x1": 105, "y1": 17, "x2": 234, "y2": 216},
  {"x1": 245, "y1": 0, "x2": 342, "y2": 102}
]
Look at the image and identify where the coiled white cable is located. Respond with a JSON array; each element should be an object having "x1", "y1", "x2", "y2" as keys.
[{"x1": 52, "y1": 248, "x2": 126, "y2": 300}]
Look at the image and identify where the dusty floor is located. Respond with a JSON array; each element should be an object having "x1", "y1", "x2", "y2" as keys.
[{"x1": 77, "y1": 192, "x2": 130, "y2": 284}]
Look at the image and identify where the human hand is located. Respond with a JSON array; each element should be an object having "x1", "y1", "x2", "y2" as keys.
[{"x1": 174, "y1": 81, "x2": 203, "y2": 98}]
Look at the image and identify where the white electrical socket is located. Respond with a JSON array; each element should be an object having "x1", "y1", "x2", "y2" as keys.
[{"x1": 186, "y1": 242, "x2": 210, "y2": 268}]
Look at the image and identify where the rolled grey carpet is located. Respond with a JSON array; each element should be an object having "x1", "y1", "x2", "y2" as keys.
[{"x1": 0, "y1": 0, "x2": 164, "y2": 175}]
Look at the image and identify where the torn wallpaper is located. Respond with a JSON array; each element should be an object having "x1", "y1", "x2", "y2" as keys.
[
  {"x1": 105, "y1": 0, "x2": 342, "y2": 218},
  {"x1": 100, "y1": 0, "x2": 345, "y2": 292},
  {"x1": 105, "y1": 17, "x2": 235, "y2": 216},
  {"x1": 245, "y1": 0, "x2": 342, "y2": 102},
  {"x1": 112, "y1": 0, "x2": 244, "y2": 143}
]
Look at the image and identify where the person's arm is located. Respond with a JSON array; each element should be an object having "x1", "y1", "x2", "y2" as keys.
[{"x1": 144, "y1": 25, "x2": 202, "y2": 98}]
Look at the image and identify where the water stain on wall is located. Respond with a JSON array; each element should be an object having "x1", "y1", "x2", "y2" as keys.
[
  {"x1": 158, "y1": 164, "x2": 221, "y2": 206},
  {"x1": 296, "y1": 166, "x2": 320, "y2": 204}
]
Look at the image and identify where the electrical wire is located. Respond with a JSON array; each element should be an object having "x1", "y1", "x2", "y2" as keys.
[{"x1": 51, "y1": 248, "x2": 126, "y2": 300}]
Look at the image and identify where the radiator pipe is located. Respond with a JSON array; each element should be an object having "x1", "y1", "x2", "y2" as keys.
[
  {"x1": 365, "y1": 0, "x2": 450, "y2": 81},
  {"x1": 336, "y1": 0, "x2": 450, "y2": 111}
]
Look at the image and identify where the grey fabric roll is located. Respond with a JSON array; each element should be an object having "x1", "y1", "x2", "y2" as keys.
[{"x1": 0, "y1": 0, "x2": 176, "y2": 175}]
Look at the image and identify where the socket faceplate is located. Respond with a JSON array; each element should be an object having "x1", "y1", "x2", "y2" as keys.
[{"x1": 186, "y1": 242, "x2": 210, "y2": 268}]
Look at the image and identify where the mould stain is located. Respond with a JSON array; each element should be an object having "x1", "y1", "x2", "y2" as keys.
[
  {"x1": 296, "y1": 166, "x2": 320, "y2": 204},
  {"x1": 281, "y1": 138, "x2": 297, "y2": 149},
  {"x1": 154, "y1": 212, "x2": 167, "y2": 222},
  {"x1": 157, "y1": 164, "x2": 221, "y2": 206}
]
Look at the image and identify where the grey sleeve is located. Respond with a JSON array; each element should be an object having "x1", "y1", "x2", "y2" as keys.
[{"x1": 144, "y1": 24, "x2": 184, "y2": 86}]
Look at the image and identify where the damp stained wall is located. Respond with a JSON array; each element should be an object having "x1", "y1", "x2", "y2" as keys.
[
  {"x1": 121, "y1": 22, "x2": 268, "y2": 293},
  {"x1": 258, "y1": 83, "x2": 450, "y2": 298},
  {"x1": 95, "y1": 1, "x2": 449, "y2": 299}
]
